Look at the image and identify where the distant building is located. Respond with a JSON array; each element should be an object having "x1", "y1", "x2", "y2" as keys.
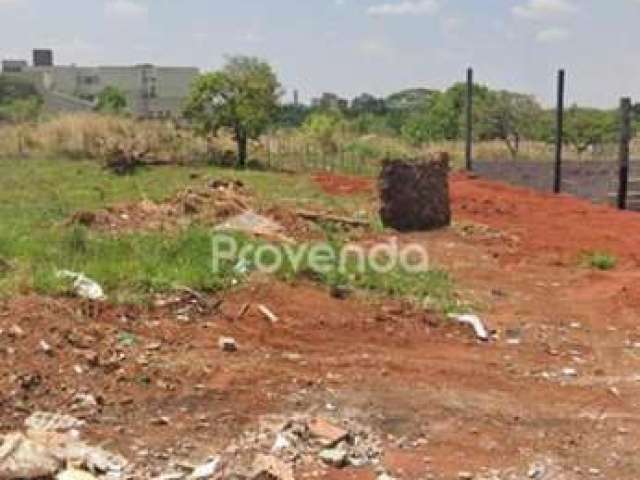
[{"x1": 1, "y1": 49, "x2": 199, "y2": 118}]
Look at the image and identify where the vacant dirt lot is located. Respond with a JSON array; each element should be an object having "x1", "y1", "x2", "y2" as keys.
[{"x1": 3, "y1": 173, "x2": 640, "y2": 479}]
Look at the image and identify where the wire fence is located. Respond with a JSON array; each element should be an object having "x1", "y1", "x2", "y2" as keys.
[{"x1": 259, "y1": 140, "x2": 382, "y2": 177}]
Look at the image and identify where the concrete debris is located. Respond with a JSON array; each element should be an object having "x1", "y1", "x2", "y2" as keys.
[
  {"x1": 56, "y1": 270, "x2": 106, "y2": 301},
  {"x1": 215, "y1": 211, "x2": 292, "y2": 243},
  {"x1": 217, "y1": 412, "x2": 384, "y2": 478},
  {"x1": 218, "y1": 336, "x2": 238, "y2": 352},
  {"x1": 25, "y1": 411, "x2": 84, "y2": 432},
  {"x1": 270, "y1": 434, "x2": 291, "y2": 454},
  {"x1": 450, "y1": 314, "x2": 490, "y2": 341},
  {"x1": 0, "y1": 432, "x2": 63, "y2": 479},
  {"x1": 20, "y1": 429, "x2": 128, "y2": 476},
  {"x1": 318, "y1": 445, "x2": 349, "y2": 468},
  {"x1": 307, "y1": 417, "x2": 348, "y2": 447},
  {"x1": 187, "y1": 457, "x2": 220, "y2": 479},
  {"x1": 56, "y1": 468, "x2": 99, "y2": 480},
  {"x1": 251, "y1": 454, "x2": 294, "y2": 480}
]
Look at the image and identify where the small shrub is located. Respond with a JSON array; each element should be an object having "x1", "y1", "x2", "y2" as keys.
[{"x1": 584, "y1": 251, "x2": 617, "y2": 271}]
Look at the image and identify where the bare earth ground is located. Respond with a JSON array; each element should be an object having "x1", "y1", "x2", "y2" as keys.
[{"x1": 3, "y1": 173, "x2": 640, "y2": 478}]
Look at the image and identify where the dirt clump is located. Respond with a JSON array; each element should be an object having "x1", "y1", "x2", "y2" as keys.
[
  {"x1": 68, "y1": 179, "x2": 252, "y2": 233},
  {"x1": 379, "y1": 155, "x2": 451, "y2": 232}
]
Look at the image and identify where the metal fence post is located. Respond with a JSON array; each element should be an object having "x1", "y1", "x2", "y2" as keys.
[
  {"x1": 618, "y1": 97, "x2": 632, "y2": 210},
  {"x1": 554, "y1": 69, "x2": 565, "y2": 194},
  {"x1": 465, "y1": 67, "x2": 473, "y2": 171}
]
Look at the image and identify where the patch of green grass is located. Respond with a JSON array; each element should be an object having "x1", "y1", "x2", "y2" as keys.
[
  {"x1": 222, "y1": 237, "x2": 456, "y2": 312},
  {"x1": 582, "y1": 251, "x2": 618, "y2": 271},
  {"x1": 0, "y1": 157, "x2": 453, "y2": 310}
]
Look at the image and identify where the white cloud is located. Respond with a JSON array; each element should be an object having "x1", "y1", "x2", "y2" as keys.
[
  {"x1": 513, "y1": 0, "x2": 577, "y2": 19},
  {"x1": 367, "y1": 0, "x2": 439, "y2": 16},
  {"x1": 536, "y1": 26, "x2": 570, "y2": 43},
  {"x1": 104, "y1": 0, "x2": 148, "y2": 19}
]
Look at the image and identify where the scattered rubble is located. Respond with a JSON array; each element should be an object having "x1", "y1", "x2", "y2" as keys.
[
  {"x1": 56, "y1": 468, "x2": 99, "y2": 480},
  {"x1": 25, "y1": 411, "x2": 85, "y2": 432},
  {"x1": 0, "y1": 422, "x2": 128, "y2": 480},
  {"x1": 0, "y1": 432, "x2": 62, "y2": 479},
  {"x1": 251, "y1": 454, "x2": 294, "y2": 480},
  {"x1": 56, "y1": 270, "x2": 106, "y2": 301},
  {"x1": 67, "y1": 179, "x2": 316, "y2": 244},
  {"x1": 187, "y1": 457, "x2": 220, "y2": 479},
  {"x1": 215, "y1": 211, "x2": 293, "y2": 243}
]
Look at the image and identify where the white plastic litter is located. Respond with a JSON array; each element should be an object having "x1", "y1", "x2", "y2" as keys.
[
  {"x1": 188, "y1": 457, "x2": 220, "y2": 479},
  {"x1": 57, "y1": 270, "x2": 106, "y2": 301},
  {"x1": 450, "y1": 314, "x2": 490, "y2": 341}
]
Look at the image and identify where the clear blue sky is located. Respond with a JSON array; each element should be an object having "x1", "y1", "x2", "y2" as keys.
[{"x1": 1, "y1": 0, "x2": 637, "y2": 108}]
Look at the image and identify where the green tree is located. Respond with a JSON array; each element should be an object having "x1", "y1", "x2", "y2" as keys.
[
  {"x1": 564, "y1": 106, "x2": 617, "y2": 158},
  {"x1": 351, "y1": 93, "x2": 386, "y2": 116},
  {"x1": 399, "y1": 83, "x2": 492, "y2": 145},
  {"x1": 0, "y1": 76, "x2": 40, "y2": 104},
  {"x1": 476, "y1": 91, "x2": 543, "y2": 159},
  {"x1": 311, "y1": 92, "x2": 348, "y2": 113},
  {"x1": 0, "y1": 76, "x2": 42, "y2": 125},
  {"x1": 302, "y1": 111, "x2": 346, "y2": 153},
  {"x1": 276, "y1": 103, "x2": 310, "y2": 128},
  {"x1": 96, "y1": 86, "x2": 128, "y2": 114},
  {"x1": 385, "y1": 88, "x2": 435, "y2": 112},
  {"x1": 0, "y1": 97, "x2": 42, "y2": 123},
  {"x1": 185, "y1": 56, "x2": 282, "y2": 168}
]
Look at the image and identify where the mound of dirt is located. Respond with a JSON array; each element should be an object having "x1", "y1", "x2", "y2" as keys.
[
  {"x1": 70, "y1": 178, "x2": 250, "y2": 232},
  {"x1": 68, "y1": 179, "x2": 260, "y2": 234},
  {"x1": 379, "y1": 156, "x2": 451, "y2": 232}
]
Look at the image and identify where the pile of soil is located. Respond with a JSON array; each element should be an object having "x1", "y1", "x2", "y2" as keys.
[
  {"x1": 379, "y1": 156, "x2": 451, "y2": 232},
  {"x1": 69, "y1": 179, "x2": 249, "y2": 233},
  {"x1": 67, "y1": 179, "x2": 319, "y2": 240}
]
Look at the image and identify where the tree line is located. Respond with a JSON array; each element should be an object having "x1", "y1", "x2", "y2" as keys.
[
  {"x1": 0, "y1": 56, "x2": 635, "y2": 167},
  {"x1": 185, "y1": 57, "x2": 633, "y2": 166}
]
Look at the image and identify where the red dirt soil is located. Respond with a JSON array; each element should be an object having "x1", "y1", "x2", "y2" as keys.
[
  {"x1": 312, "y1": 173, "x2": 375, "y2": 196},
  {"x1": 4, "y1": 172, "x2": 640, "y2": 478},
  {"x1": 313, "y1": 171, "x2": 640, "y2": 266}
]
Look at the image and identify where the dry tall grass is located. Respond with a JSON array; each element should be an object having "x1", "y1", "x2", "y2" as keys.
[
  {"x1": 1, "y1": 113, "x2": 636, "y2": 169},
  {"x1": 0, "y1": 113, "x2": 234, "y2": 162}
]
